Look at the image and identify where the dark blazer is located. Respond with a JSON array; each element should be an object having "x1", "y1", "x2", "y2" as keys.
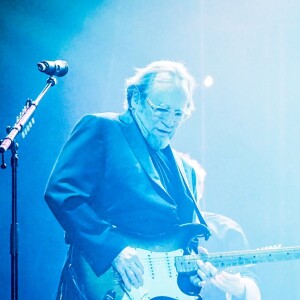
[{"x1": 45, "y1": 111, "x2": 200, "y2": 275}]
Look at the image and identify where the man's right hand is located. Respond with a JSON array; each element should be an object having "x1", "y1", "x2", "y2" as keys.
[{"x1": 111, "y1": 246, "x2": 144, "y2": 291}]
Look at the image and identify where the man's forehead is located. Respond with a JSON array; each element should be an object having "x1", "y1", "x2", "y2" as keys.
[
  {"x1": 148, "y1": 85, "x2": 189, "y2": 110},
  {"x1": 152, "y1": 71, "x2": 187, "y2": 86},
  {"x1": 150, "y1": 76, "x2": 188, "y2": 96}
]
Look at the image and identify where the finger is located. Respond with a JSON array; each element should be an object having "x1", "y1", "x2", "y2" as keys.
[
  {"x1": 197, "y1": 260, "x2": 209, "y2": 275},
  {"x1": 197, "y1": 260, "x2": 215, "y2": 278},
  {"x1": 211, "y1": 272, "x2": 240, "y2": 293},
  {"x1": 111, "y1": 247, "x2": 145, "y2": 291},
  {"x1": 118, "y1": 268, "x2": 132, "y2": 291},
  {"x1": 128, "y1": 264, "x2": 144, "y2": 287},
  {"x1": 190, "y1": 274, "x2": 202, "y2": 287},
  {"x1": 197, "y1": 246, "x2": 209, "y2": 254},
  {"x1": 205, "y1": 262, "x2": 218, "y2": 277},
  {"x1": 125, "y1": 268, "x2": 141, "y2": 289},
  {"x1": 197, "y1": 269, "x2": 209, "y2": 282},
  {"x1": 132, "y1": 256, "x2": 144, "y2": 274},
  {"x1": 113, "y1": 260, "x2": 136, "y2": 290}
]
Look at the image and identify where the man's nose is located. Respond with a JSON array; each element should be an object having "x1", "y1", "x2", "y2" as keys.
[{"x1": 161, "y1": 112, "x2": 176, "y2": 127}]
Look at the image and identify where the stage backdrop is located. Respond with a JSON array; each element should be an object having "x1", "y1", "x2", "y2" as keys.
[{"x1": 1, "y1": 1, "x2": 300, "y2": 299}]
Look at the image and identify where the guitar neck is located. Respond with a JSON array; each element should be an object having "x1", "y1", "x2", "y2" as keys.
[{"x1": 175, "y1": 246, "x2": 300, "y2": 273}]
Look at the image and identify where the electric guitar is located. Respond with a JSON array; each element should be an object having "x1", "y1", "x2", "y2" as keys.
[{"x1": 74, "y1": 224, "x2": 300, "y2": 300}]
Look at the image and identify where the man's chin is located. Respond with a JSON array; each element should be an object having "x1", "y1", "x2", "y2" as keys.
[{"x1": 147, "y1": 134, "x2": 169, "y2": 150}]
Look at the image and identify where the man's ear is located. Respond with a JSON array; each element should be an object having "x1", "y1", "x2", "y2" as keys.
[{"x1": 131, "y1": 90, "x2": 140, "y2": 109}]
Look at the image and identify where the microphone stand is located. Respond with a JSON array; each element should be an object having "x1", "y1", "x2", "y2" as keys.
[{"x1": 0, "y1": 76, "x2": 58, "y2": 300}]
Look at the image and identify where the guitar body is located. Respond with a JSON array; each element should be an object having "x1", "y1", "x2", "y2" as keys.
[
  {"x1": 73, "y1": 224, "x2": 208, "y2": 300},
  {"x1": 77, "y1": 248, "x2": 198, "y2": 300},
  {"x1": 69, "y1": 222, "x2": 300, "y2": 300}
]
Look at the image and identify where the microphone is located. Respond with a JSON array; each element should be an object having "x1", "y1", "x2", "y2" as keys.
[{"x1": 37, "y1": 60, "x2": 68, "y2": 77}]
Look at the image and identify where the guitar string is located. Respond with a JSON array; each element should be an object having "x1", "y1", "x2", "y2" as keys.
[{"x1": 137, "y1": 249, "x2": 300, "y2": 271}]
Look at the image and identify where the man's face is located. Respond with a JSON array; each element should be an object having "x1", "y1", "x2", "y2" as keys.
[{"x1": 133, "y1": 80, "x2": 190, "y2": 150}]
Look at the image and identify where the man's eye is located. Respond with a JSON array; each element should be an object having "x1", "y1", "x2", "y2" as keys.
[
  {"x1": 155, "y1": 107, "x2": 169, "y2": 113},
  {"x1": 174, "y1": 111, "x2": 183, "y2": 117}
]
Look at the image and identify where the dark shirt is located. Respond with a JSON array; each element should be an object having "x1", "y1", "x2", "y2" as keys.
[{"x1": 148, "y1": 145, "x2": 195, "y2": 224}]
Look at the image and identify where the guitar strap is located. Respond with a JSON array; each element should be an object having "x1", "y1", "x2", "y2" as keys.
[
  {"x1": 173, "y1": 152, "x2": 211, "y2": 241},
  {"x1": 191, "y1": 197, "x2": 211, "y2": 241}
]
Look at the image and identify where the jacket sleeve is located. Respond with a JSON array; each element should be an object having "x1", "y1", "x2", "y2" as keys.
[{"x1": 44, "y1": 114, "x2": 127, "y2": 276}]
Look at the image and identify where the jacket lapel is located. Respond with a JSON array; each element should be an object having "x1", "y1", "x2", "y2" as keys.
[
  {"x1": 172, "y1": 149, "x2": 196, "y2": 201},
  {"x1": 118, "y1": 112, "x2": 169, "y2": 196}
]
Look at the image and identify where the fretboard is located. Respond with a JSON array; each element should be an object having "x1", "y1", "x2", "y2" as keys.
[{"x1": 175, "y1": 246, "x2": 300, "y2": 273}]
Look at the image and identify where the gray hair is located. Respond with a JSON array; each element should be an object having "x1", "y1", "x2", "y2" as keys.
[{"x1": 124, "y1": 60, "x2": 196, "y2": 112}]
